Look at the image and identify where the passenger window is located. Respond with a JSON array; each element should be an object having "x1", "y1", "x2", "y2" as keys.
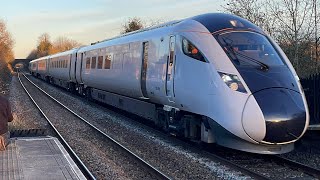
[
  {"x1": 86, "y1": 57, "x2": 90, "y2": 69},
  {"x1": 98, "y1": 56, "x2": 103, "y2": 69},
  {"x1": 104, "y1": 54, "x2": 111, "y2": 69},
  {"x1": 91, "y1": 57, "x2": 97, "y2": 69}
]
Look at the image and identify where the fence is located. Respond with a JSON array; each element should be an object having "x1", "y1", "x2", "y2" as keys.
[{"x1": 301, "y1": 74, "x2": 320, "y2": 125}]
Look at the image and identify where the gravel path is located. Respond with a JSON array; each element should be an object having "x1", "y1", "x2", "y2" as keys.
[
  {"x1": 9, "y1": 76, "x2": 50, "y2": 132},
  {"x1": 20, "y1": 74, "x2": 252, "y2": 179}
]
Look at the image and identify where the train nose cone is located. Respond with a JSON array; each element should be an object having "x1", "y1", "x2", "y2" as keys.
[{"x1": 254, "y1": 88, "x2": 307, "y2": 143}]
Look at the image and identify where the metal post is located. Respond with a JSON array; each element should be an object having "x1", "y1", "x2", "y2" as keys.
[
  {"x1": 312, "y1": 0, "x2": 318, "y2": 124},
  {"x1": 315, "y1": 0, "x2": 318, "y2": 72}
]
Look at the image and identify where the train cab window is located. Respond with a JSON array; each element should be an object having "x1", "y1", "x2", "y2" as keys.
[
  {"x1": 182, "y1": 38, "x2": 206, "y2": 62},
  {"x1": 91, "y1": 57, "x2": 97, "y2": 69},
  {"x1": 216, "y1": 31, "x2": 284, "y2": 67},
  {"x1": 104, "y1": 54, "x2": 111, "y2": 69},
  {"x1": 86, "y1": 57, "x2": 90, "y2": 69},
  {"x1": 97, "y1": 56, "x2": 103, "y2": 69}
]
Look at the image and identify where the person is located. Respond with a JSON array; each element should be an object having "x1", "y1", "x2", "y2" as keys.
[{"x1": 0, "y1": 95, "x2": 13, "y2": 151}]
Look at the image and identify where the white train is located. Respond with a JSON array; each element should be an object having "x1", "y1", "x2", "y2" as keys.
[{"x1": 29, "y1": 13, "x2": 309, "y2": 154}]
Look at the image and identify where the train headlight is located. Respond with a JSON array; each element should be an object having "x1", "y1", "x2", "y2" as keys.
[{"x1": 218, "y1": 72, "x2": 247, "y2": 93}]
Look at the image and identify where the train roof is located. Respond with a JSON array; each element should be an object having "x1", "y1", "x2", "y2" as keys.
[
  {"x1": 49, "y1": 48, "x2": 79, "y2": 58},
  {"x1": 191, "y1": 13, "x2": 264, "y2": 34},
  {"x1": 30, "y1": 56, "x2": 48, "y2": 63},
  {"x1": 30, "y1": 13, "x2": 265, "y2": 62}
]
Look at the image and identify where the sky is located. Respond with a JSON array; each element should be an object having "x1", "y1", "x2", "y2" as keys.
[{"x1": 0, "y1": 0, "x2": 225, "y2": 58}]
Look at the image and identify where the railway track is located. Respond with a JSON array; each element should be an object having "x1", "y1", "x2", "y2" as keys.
[
  {"x1": 270, "y1": 155, "x2": 320, "y2": 178},
  {"x1": 18, "y1": 73, "x2": 95, "y2": 180},
  {"x1": 18, "y1": 73, "x2": 171, "y2": 180},
  {"x1": 93, "y1": 99, "x2": 320, "y2": 180},
  {"x1": 85, "y1": 96, "x2": 320, "y2": 180},
  {"x1": 209, "y1": 145, "x2": 320, "y2": 179}
]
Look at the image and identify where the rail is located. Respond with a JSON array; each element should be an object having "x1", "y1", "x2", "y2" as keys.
[{"x1": 19, "y1": 72, "x2": 171, "y2": 180}]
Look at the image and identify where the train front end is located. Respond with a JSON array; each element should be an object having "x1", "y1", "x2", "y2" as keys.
[{"x1": 192, "y1": 14, "x2": 309, "y2": 154}]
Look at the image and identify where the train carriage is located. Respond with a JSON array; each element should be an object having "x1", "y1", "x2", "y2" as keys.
[
  {"x1": 30, "y1": 13, "x2": 309, "y2": 154},
  {"x1": 29, "y1": 56, "x2": 48, "y2": 80},
  {"x1": 48, "y1": 49, "x2": 77, "y2": 89}
]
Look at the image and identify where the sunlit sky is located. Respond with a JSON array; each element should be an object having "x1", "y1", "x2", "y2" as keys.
[{"x1": 1, "y1": 0, "x2": 226, "y2": 58}]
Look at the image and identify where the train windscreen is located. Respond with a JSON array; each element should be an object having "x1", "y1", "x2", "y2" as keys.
[{"x1": 216, "y1": 31, "x2": 285, "y2": 68}]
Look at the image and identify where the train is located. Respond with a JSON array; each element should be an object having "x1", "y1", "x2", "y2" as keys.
[{"x1": 29, "y1": 13, "x2": 309, "y2": 154}]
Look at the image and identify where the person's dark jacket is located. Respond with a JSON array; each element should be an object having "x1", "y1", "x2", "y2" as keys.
[{"x1": 0, "y1": 95, "x2": 13, "y2": 135}]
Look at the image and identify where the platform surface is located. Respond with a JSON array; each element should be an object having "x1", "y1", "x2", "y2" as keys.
[{"x1": 0, "y1": 136, "x2": 86, "y2": 180}]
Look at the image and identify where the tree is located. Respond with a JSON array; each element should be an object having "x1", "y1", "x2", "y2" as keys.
[
  {"x1": 26, "y1": 49, "x2": 38, "y2": 60},
  {"x1": 268, "y1": 0, "x2": 316, "y2": 68},
  {"x1": 51, "y1": 37, "x2": 82, "y2": 54},
  {"x1": 29, "y1": 34, "x2": 82, "y2": 58},
  {"x1": 36, "y1": 33, "x2": 52, "y2": 58},
  {"x1": 223, "y1": 0, "x2": 277, "y2": 36},
  {"x1": 0, "y1": 19, "x2": 14, "y2": 64},
  {"x1": 223, "y1": 0, "x2": 320, "y2": 77},
  {"x1": 121, "y1": 17, "x2": 144, "y2": 34}
]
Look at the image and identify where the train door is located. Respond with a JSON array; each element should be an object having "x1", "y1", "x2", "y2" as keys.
[
  {"x1": 70, "y1": 52, "x2": 77, "y2": 82},
  {"x1": 47, "y1": 58, "x2": 50, "y2": 75},
  {"x1": 69, "y1": 54, "x2": 73, "y2": 81},
  {"x1": 141, "y1": 41, "x2": 149, "y2": 99},
  {"x1": 75, "y1": 52, "x2": 84, "y2": 83},
  {"x1": 79, "y1": 53, "x2": 84, "y2": 83},
  {"x1": 166, "y1": 36, "x2": 176, "y2": 102}
]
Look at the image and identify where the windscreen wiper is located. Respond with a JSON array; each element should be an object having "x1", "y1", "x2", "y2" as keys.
[{"x1": 221, "y1": 38, "x2": 269, "y2": 71}]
